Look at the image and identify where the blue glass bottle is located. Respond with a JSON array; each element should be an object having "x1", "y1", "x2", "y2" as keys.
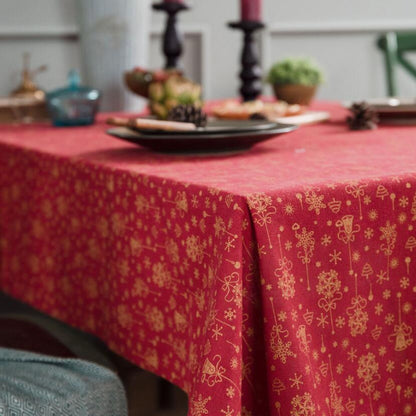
[{"x1": 46, "y1": 70, "x2": 100, "y2": 126}]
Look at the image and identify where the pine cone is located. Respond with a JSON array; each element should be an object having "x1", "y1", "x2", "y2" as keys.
[
  {"x1": 249, "y1": 112, "x2": 268, "y2": 121},
  {"x1": 167, "y1": 105, "x2": 207, "y2": 127},
  {"x1": 347, "y1": 102, "x2": 379, "y2": 130}
]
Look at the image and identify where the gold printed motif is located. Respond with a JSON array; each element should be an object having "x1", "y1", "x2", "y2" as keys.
[
  {"x1": 347, "y1": 295, "x2": 369, "y2": 337},
  {"x1": 316, "y1": 269, "x2": 343, "y2": 334},
  {"x1": 247, "y1": 193, "x2": 277, "y2": 249},
  {"x1": 190, "y1": 394, "x2": 211, "y2": 416},
  {"x1": 290, "y1": 392, "x2": 316, "y2": 415},
  {"x1": 275, "y1": 234, "x2": 296, "y2": 299},
  {"x1": 304, "y1": 189, "x2": 326, "y2": 215},
  {"x1": 357, "y1": 353, "x2": 380, "y2": 416},
  {"x1": 201, "y1": 355, "x2": 240, "y2": 392},
  {"x1": 325, "y1": 355, "x2": 345, "y2": 416},
  {"x1": 328, "y1": 198, "x2": 342, "y2": 214},
  {"x1": 272, "y1": 378, "x2": 286, "y2": 395},
  {"x1": 404, "y1": 236, "x2": 416, "y2": 252},
  {"x1": 345, "y1": 182, "x2": 368, "y2": 220},
  {"x1": 388, "y1": 293, "x2": 413, "y2": 351},
  {"x1": 345, "y1": 399, "x2": 356, "y2": 415},
  {"x1": 410, "y1": 192, "x2": 416, "y2": 220},
  {"x1": 218, "y1": 272, "x2": 242, "y2": 308},
  {"x1": 336, "y1": 215, "x2": 360, "y2": 274},
  {"x1": 379, "y1": 221, "x2": 397, "y2": 282},
  {"x1": 293, "y1": 224, "x2": 315, "y2": 291},
  {"x1": 270, "y1": 297, "x2": 295, "y2": 363}
]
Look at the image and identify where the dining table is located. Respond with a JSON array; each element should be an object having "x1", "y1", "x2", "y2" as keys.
[{"x1": 1, "y1": 101, "x2": 415, "y2": 416}]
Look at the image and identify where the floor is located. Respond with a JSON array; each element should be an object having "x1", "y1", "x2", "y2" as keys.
[{"x1": 0, "y1": 291, "x2": 188, "y2": 416}]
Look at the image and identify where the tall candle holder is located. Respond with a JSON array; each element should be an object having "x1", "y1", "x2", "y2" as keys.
[
  {"x1": 152, "y1": 2, "x2": 189, "y2": 70},
  {"x1": 228, "y1": 21, "x2": 265, "y2": 102}
]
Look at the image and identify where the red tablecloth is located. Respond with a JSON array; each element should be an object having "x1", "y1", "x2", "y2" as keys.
[{"x1": 1, "y1": 102, "x2": 416, "y2": 416}]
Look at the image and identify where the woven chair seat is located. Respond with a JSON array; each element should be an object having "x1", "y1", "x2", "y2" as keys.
[
  {"x1": 0, "y1": 347, "x2": 127, "y2": 416},
  {"x1": 0, "y1": 297, "x2": 127, "y2": 416}
]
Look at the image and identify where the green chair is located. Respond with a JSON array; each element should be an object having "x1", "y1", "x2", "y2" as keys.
[{"x1": 377, "y1": 31, "x2": 416, "y2": 96}]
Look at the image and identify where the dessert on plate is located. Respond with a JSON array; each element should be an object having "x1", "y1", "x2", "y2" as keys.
[{"x1": 212, "y1": 99, "x2": 304, "y2": 120}]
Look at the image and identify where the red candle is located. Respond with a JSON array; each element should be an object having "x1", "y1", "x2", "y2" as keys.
[{"x1": 241, "y1": 0, "x2": 261, "y2": 21}]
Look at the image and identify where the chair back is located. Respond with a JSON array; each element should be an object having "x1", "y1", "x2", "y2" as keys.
[{"x1": 377, "y1": 31, "x2": 416, "y2": 96}]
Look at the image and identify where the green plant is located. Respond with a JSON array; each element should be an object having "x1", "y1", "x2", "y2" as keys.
[{"x1": 267, "y1": 57, "x2": 324, "y2": 86}]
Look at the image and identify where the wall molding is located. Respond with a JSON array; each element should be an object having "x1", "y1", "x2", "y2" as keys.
[
  {"x1": 0, "y1": 24, "x2": 211, "y2": 97},
  {"x1": 268, "y1": 19, "x2": 416, "y2": 34},
  {"x1": 259, "y1": 19, "x2": 416, "y2": 79},
  {"x1": 0, "y1": 26, "x2": 79, "y2": 39}
]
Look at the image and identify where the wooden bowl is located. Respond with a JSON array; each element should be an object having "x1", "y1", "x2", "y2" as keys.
[{"x1": 273, "y1": 84, "x2": 317, "y2": 106}]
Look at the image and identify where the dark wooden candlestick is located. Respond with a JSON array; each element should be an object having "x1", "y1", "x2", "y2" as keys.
[
  {"x1": 152, "y1": 2, "x2": 189, "y2": 70},
  {"x1": 228, "y1": 21, "x2": 265, "y2": 102}
]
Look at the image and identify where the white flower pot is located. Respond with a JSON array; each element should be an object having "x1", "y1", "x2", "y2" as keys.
[{"x1": 77, "y1": 0, "x2": 150, "y2": 111}]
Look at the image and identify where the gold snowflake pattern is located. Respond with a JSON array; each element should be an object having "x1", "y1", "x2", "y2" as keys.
[
  {"x1": 357, "y1": 353, "x2": 380, "y2": 416},
  {"x1": 275, "y1": 257, "x2": 296, "y2": 299},
  {"x1": 290, "y1": 392, "x2": 316, "y2": 416},
  {"x1": 328, "y1": 380, "x2": 345, "y2": 416},
  {"x1": 270, "y1": 324, "x2": 295, "y2": 364},
  {"x1": 186, "y1": 235, "x2": 206, "y2": 263},
  {"x1": 345, "y1": 182, "x2": 367, "y2": 220},
  {"x1": 190, "y1": 394, "x2": 211, "y2": 416},
  {"x1": 336, "y1": 215, "x2": 360, "y2": 274},
  {"x1": 305, "y1": 189, "x2": 326, "y2": 215},
  {"x1": 347, "y1": 296, "x2": 369, "y2": 337},
  {"x1": 247, "y1": 193, "x2": 276, "y2": 248},
  {"x1": 379, "y1": 220, "x2": 397, "y2": 281},
  {"x1": 316, "y1": 269, "x2": 343, "y2": 334},
  {"x1": 293, "y1": 224, "x2": 315, "y2": 291}
]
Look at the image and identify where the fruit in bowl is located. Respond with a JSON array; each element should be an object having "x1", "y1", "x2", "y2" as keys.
[
  {"x1": 148, "y1": 74, "x2": 203, "y2": 119},
  {"x1": 124, "y1": 67, "x2": 182, "y2": 98}
]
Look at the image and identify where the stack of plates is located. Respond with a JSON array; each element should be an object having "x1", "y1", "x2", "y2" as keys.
[{"x1": 107, "y1": 119, "x2": 297, "y2": 154}]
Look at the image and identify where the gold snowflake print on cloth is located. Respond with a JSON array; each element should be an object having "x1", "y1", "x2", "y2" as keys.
[
  {"x1": 164, "y1": 191, "x2": 188, "y2": 217},
  {"x1": 388, "y1": 293, "x2": 413, "y2": 351},
  {"x1": 336, "y1": 215, "x2": 360, "y2": 275},
  {"x1": 275, "y1": 234, "x2": 296, "y2": 299},
  {"x1": 316, "y1": 269, "x2": 343, "y2": 334},
  {"x1": 152, "y1": 262, "x2": 172, "y2": 288},
  {"x1": 218, "y1": 271, "x2": 242, "y2": 305},
  {"x1": 290, "y1": 392, "x2": 316, "y2": 416},
  {"x1": 325, "y1": 355, "x2": 345, "y2": 416},
  {"x1": 270, "y1": 324, "x2": 295, "y2": 363},
  {"x1": 275, "y1": 257, "x2": 296, "y2": 300},
  {"x1": 270, "y1": 297, "x2": 295, "y2": 363},
  {"x1": 247, "y1": 192, "x2": 276, "y2": 249},
  {"x1": 201, "y1": 355, "x2": 241, "y2": 392},
  {"x1": 345, "y1": 182, "x2": 368, "y2": 220},
  {"x1": 304, "y1": 189, "x2": 326, "y2": 215},
  {"x1": 379, "y1": 220, "x2": 397, "y2": 281},
  {"x1": 293, "y1": 224, "x2": 315, "y2": 291},
  {"x1": 357, "y1": 352, "x2": 380, "y2": 416},
  {"x1": 186, "y1": 235, "x2": 206, "y2": 263},
  {"x1": 145, "y1": 305, "x2": 165, "y2": 332},
  {"x1": 190, "y1": 394, "x2": 211, "y2": 416},
  {"x1": 347, "y1": 295, "x2": 369, "y2": 337}
]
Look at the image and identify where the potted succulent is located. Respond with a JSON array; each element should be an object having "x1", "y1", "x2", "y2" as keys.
[{"x1": 267, "y1": 57, "x2": 324, "y2": 105}]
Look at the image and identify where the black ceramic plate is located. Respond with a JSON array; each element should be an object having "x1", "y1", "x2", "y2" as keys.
[
  {"x1": 107, "y1": 122, "x2": 297, "y2": 154},
  {"x1": 131, "y1": 119, "x2": 279, "y2": 135}
]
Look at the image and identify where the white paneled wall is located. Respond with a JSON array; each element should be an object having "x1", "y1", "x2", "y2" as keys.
[{"x1": 1, "y1": 0, "x2": 416, "y2": 108}]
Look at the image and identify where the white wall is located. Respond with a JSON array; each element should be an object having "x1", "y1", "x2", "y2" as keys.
[{"x1": 1, "y1": 0, "x2": 416, "y2": 107}]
